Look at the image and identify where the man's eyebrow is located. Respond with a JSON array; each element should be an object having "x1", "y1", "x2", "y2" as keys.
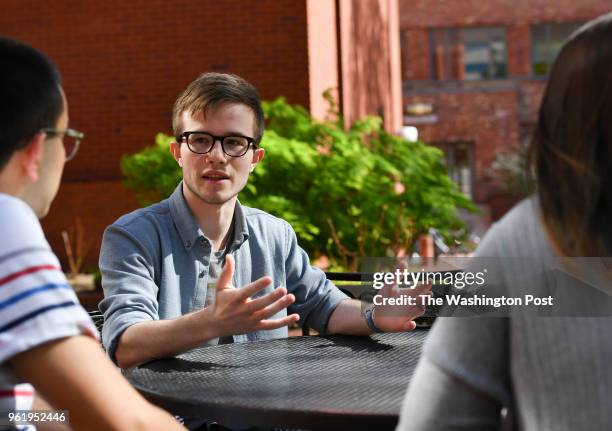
[
  {"x1": 186, "y1": 129, "x2": 254, "y2": 138},
  {"x1": 222, "y1": 130, "x2": 252, "y2": 137}
]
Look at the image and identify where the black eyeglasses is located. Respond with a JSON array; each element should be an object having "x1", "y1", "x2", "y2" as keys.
[
  {"x1": 40, "y1": 128, "x2": 84, "y2": 162},
  {"x1": 178, "y1": 131, "x2": 257, "y2": 157}
]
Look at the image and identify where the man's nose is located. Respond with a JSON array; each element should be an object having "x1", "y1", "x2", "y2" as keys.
[{"x1": 205, "y1": 139, "x2": 227, "y2": 162}]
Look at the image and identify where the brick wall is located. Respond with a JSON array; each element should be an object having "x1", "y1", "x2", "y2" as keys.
[
  {"x1": 1, "y1": 0, "x2": 404, "y2": 268},
  {"x1": 40, "y1": 181, "x2": 139, "y2": 272},
  {"x1": 401, "y1": 1, "x2": 611, "y2": 82},
  {"x1": 306, "y1": 0, "x2": 339, "y2": 121},
  {"x1": 0, "y1": 0, "x2": 312, "y2": 268},
  {"x1": 506, "y1": 24, "x2": 532, "y2": 76},
  {"x1": 399, "y1": 0, "x2": 612, "y2": 28},
  {"x1": 399, "y1": 0, "x2": 610, "y2": 216},
  {"x1": 0, "y1": 0, "x2": 311, "y2": 183},
  {"x1": 402, "y1": 29, "x2": 430, "y2": 80},
  {"x1": 338, "y1": 0, "x2": 403, "y2": 133},
  {"x1": 405, "y1": 91, "x2": 520, "y2": 202}
]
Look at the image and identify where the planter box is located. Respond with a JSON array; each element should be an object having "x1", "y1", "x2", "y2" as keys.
[{"x1": 67, "y1": 273, "x2": 96, "y2": 292}]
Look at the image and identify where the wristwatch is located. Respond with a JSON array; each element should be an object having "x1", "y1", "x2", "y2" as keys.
[{"x1": 363, "y1": 304, "x2": 384, "y2": 333}]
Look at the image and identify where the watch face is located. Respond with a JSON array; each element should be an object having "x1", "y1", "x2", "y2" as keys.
[{"x1": 361, "y1": 303, "x2": 374, "y2": 318}]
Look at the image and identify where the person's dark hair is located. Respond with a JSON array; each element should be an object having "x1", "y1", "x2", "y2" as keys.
[
  {"x1": 528, "y1": 12, "x2": 612, "y2": 257},
  {"x1": 0, "y1": 37, "x2": 63, "y2": 170},
  {"x1": 172, "y1": 72, "x2": 265, "y2": 144}
]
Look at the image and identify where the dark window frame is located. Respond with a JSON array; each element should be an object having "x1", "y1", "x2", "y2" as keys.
[
  {"x1": 434, "y1": 141, "x2": 475, "y2": 199},
  {"x1": 530, "y1": 22, "x2": 584, "y2": 77},
  {"x1": 429, "y1": 26, "x2": 508, "y2": 81}
]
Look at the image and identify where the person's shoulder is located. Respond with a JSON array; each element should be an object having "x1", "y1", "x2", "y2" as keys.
[
  {"x1": 497, "y1": 197, "x2": 538, "y2": 227},
  {"x1": 240, "y1": 204, "x2": 295, "y2": 250},
  {"x1": 489, "y1": 197, "x2": 541, "y2": 240},
  {"x1": 241, "y1": 204, "x2": 291, "y2": 231},
  {"x1": 0, "y1": 193, "x2": 39, "y2": 223},
  {"x1": 0, "y1": 194, "x2": 46, "y2": 250},
  {"x1": 101, "y1": 199, "x2": 173, "y2": 255},
  {"x1": 476, "y1": 196, "x2": 546, "y2": 257},
  {"x1": 108, "y1": 199, "x2": 171, "y2": 233}
]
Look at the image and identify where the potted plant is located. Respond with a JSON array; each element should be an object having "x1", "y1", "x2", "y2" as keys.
[{"x1": 62, "y1": 217, "x2": 96, "y2": 292}]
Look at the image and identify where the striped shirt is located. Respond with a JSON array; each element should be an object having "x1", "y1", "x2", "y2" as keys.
[{"x1": 0, "y1": 193, "x2": 98, "y2": 429}]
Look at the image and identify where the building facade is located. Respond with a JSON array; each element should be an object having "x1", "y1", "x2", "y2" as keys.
[
  {"x1": 399, "y1": 0, "x2": 611, "y2": 220},
  {"x1": 0, "y1": 0, "x2": 402, "y2": 268}
]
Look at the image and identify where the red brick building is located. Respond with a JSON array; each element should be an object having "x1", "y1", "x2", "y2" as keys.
[
  {"x1": 399, "y1": 0, "x2": 611, "y2": 220},
  {"x1": 0, "y1": 0, "x2": 402, "y2": 268}
]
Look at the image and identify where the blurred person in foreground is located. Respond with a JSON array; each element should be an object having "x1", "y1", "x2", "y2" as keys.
[
  {"x1": 0, "y1": 37, "x2": 184, "y2": 430},
  {"x1": 397, "y1": 12, "x2": 612, "y2": 431}
]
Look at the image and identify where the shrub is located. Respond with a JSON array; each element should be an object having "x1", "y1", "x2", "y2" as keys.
[{"x1": 121, "y1": 97, "x2": 476, "y2": 270}]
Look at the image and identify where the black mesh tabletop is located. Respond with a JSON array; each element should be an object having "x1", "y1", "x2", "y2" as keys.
[{"x1": 124, "y1": 330, "x2": 428, "y2": 430}]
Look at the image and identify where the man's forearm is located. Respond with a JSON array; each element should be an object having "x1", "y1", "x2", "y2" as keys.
[
  {"x1": 115, "y1": 308, "x2": 217, "y2": 369},
  {"x1": 326, "y1": 298, "x2": 372, "y2": 335},
  {"x1": 11, "y1": 336, "x2": 184, "y2": 431},
  {"x1": 31, "y1": 395, "x2": 71, "y2": 431}
]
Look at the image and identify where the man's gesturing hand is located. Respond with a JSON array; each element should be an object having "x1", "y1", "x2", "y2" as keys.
[
  {"x1": 203, "y1": 255, "x2": 300, "y2": 337},
  {"x1": 372, "y1": 281, "x2": 431, "y2": 332}
]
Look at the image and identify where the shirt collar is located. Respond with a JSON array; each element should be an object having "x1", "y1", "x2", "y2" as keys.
[
  {"x1": 231, "y1": 200, "x2": 249, "y2": 251},
  {"x1": 169, "y1": 181, "x2": 249, "y2": 251}
]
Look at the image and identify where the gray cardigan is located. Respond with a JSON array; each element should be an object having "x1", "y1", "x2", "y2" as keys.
[{"x1": 397, "y1": 198, "x2": 612, "y2": 430}]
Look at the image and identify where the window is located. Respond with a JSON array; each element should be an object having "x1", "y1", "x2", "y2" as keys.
[
  {"x1": 430, "y1": 27, "x2": 507, "y2": 81},
  {"x1": 436, "y1": 142, "x2": 474, "y2": 198},
  {"x1": 531, "y1": 22, "x2": 583, "y2": 76}
]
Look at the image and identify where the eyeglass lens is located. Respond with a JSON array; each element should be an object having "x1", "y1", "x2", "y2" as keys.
[
  {"x1": 63, "y1": 135, "x2": 80, "y2": 162},
  {"x1": 186, "y1": 133, "x2": 250, "y2": 157}
]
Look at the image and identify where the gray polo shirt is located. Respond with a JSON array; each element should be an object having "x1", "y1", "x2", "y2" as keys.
[{"x1": 99, "y1": 183, "x2": 348, "y2": 363}]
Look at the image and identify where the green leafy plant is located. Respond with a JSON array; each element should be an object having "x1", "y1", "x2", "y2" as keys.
[
  {"x1": 120, "y1": 133, "x2": 183, "y2": 206},
  {"x1": 121, "y1": 97, "x2": 476, "y2": 270}
]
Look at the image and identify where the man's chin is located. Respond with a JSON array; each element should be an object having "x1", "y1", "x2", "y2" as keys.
[
  {"x1": 196, "y1": 191, "x2": 236, "y2": 206},
  {"x1": 184, "y1": 180, "x2": 238, "y2": 206}
]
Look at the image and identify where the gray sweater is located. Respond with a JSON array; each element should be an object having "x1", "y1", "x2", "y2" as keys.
[{"x1": 397, "y1": 198, "x2": 612, "y2": 430}]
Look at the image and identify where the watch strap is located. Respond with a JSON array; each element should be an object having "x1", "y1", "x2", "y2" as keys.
[{"x1": 363, "y1": 304, "x2": 384, "y2": 333}]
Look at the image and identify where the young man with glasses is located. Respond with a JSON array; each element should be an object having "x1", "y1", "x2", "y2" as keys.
[
  {"x1": 100, "y1": 73, "x2": 428, "y2": 370},
  {"x1": 0, "y1": 37, "x2": 184, "y2": 430}
]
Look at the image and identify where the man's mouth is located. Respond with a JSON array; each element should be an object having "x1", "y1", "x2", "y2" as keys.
[{"x1": 202, "y1": 172, "x2": 230, "y2": 181}]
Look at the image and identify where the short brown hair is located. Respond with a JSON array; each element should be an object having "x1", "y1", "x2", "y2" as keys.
[
  {"x1": 172, "y1": 72, "x2": 265, "y2": 143},
  {"x1": 528, "y1": 12, "x2": 612, "y2": 256}
]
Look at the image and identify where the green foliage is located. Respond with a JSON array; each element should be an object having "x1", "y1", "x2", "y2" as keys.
[
  {"x1": 121, "y1": 97, "x2": 476, "y2": 270},
  {"x1": 120, "y1": 133, "x2": 182, "y2": 206}
]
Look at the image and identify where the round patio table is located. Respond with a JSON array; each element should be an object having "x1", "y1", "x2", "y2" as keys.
[{"x1": 124, "y1": 330, "x2": 428, "y2": 430}]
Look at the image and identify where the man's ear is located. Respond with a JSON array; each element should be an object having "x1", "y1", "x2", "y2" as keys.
[
  {"x1": 251, "y1": 148, "x2": 265, "y2": 171},
  {"x1": 169, "y1": 141, "x2": 183, "y2": 167},
  {"x1": 20, "y1": 133, "x2": 45, "y2": 182}
]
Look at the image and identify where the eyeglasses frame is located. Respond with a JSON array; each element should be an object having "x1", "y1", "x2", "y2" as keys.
[
  {"x1": 40, "y1": 127, "x2": 84, "y2": 162},
  {"x1": 178, "y1": 131, "x2": 258, "y2": 158}
]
